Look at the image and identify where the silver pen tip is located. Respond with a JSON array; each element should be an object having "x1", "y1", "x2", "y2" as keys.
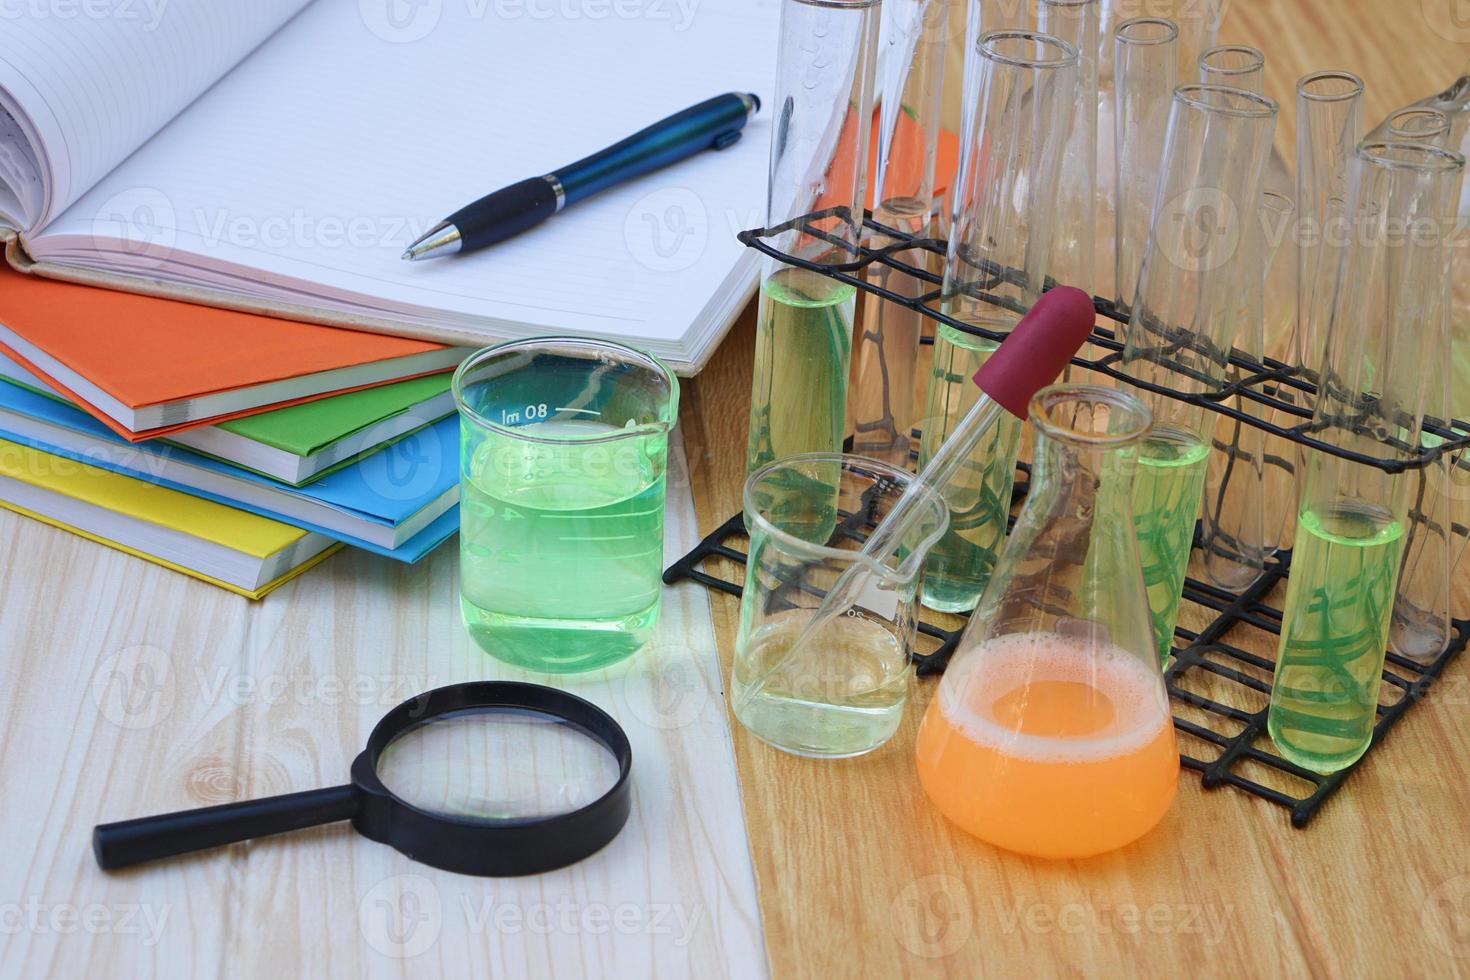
[{"x1": 401, "y1": 221, "x2": 463, "y2": 261}]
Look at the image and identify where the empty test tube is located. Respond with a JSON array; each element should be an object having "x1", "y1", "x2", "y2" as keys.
[
  {"x1": 1113, "y1": 18, "x2": 1177, "y2": 315},
  {"x1": 1038, "y1": 0, "x2": 1100, "y2": 298},
  {"x1": 848, "y1": 0, "x2": 951, "y2": 467},
  {"x1": 1373, "y1": 102, "x2": 1462, "y2": 662}
]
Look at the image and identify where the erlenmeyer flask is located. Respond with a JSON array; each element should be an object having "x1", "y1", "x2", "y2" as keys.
[{"x1": 916, "y1": 385, "x2": 1178, "y2": 859}]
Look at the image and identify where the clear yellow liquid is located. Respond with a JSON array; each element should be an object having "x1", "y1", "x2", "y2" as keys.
[
  {"x1": 747, "y1": 267, "x2": 855, "y2": 475},
  {"x1": 734, "y1": 611, "x2": 908, "y2": 758}
]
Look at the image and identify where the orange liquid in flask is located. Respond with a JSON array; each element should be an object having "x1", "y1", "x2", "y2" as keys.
[{"x1": 916, "y1": 632, "x2": 1179, "y2": 858}]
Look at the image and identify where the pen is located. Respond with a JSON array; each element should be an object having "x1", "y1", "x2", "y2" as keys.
[{"x1": 402, "y1": 91, "x2": 761, "y2": 261}]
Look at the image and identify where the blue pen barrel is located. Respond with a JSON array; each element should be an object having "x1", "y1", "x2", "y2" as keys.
[{"x1": 556, "y1": 93, "x2": 755, "y2": 204}]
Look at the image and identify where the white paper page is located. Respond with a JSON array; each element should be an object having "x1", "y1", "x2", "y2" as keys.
[
  {"x1": 0, "y1": 0, "x2": 311, "y2": 229},
  {"x1": 35, "y1": 0, "x2": 779, "y2": 361}
]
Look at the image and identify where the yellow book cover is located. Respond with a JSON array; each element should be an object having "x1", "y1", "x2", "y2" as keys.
[
  {"x1": 0, "y1": 436, "x2": 307, "y2": 557},
  {"x1": 0, "y1": 438, "x2": 340, "y2": 597}
]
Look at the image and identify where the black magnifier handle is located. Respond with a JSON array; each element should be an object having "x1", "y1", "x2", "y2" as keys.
[{"x1": 94, "y1": 784, "x2": 357, "y2": 870}]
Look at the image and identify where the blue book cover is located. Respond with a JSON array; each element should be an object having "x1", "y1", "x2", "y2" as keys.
[{"x1": 0, "y1": 379, "x2": 459, "y2": 562}]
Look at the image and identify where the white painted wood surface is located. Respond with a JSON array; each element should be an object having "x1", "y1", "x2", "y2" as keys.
[{"x1": 0, "y1": 431, "x2": 764, "y2": 978}]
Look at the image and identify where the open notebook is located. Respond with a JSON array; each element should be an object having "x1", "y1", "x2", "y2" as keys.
[{"x1": 0, "y1": 0, "x2": 779, "y2": 372}]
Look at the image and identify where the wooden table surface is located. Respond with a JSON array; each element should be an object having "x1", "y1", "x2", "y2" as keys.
[
  {"x1": 676, "y1": 2, "x2": 1470, "y2": 976},
  {"x1": 3, "y1": 2, "x2": 1470, "y2": 979}
]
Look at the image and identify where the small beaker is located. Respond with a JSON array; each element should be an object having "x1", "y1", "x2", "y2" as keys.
[
  {"x1": 916, "y1": 385, "x2": 1178, "y2": 859},
  {"x1": 734, "y1": 454, "x2": 948, "y2": 758},
  {"x1": 453, "y1": 337, "x2": 679, "y2": 673}
]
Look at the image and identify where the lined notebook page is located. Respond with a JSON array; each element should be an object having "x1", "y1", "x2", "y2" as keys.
[
  {"x1": 0, "y1": 0, "x2": 309, "y2": 228},
  {"x1": 36, "y1": 0, "x2": 779, "y2": 365}
]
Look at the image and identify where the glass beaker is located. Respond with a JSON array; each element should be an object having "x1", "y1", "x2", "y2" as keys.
[
  {"x1": 734, "y1": 453, "x2": 948, "y2": 758},
  {"x1": 919, "y1": 29, "x2": 1077, "y2": 614},
  {"x1": 916, "y1": 385, "x2": 1177, "y2": 859},
  {"x1": 453, "y1": 337, "x2": 679, "y2": 673}
]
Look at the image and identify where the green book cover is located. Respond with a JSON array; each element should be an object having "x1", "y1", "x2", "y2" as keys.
[{"x1": 214, "y1": 372, "x2": 453, "y2": 455}]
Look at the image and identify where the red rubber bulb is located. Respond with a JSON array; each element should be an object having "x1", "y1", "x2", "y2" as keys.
[{"x1": 974, "y1": 286, "x2": 1097, "y2": 419}]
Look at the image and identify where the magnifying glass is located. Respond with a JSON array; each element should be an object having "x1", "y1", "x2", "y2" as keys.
[{"x1": 94, "y1": 682, "x2": 632, "y2": 877}]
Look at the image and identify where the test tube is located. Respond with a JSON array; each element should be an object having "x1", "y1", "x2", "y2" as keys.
[
  {"x1": 848, "y1": 0, "x2": 951, "y2": 467},
  {"x1": 1097, "y1": 0, "x2": 1223, "y2": 304},
  {"x1": 1295, "y1": 71, "x2": 1365, "y2": 394},
  {"x1": 1193, "y1": 42, "x2": 1273, "y2": 590},
  {"x1": 1113, "y1": 18, "x2": 1177, "y2": 315},
  {"x1": 1200, "y1": 190, "x2": 1296, "y2": 590},
  {"x1": 1375, "y1": 103, "x2": 1461, "y2": 661},
  {"x1": 1123, "y1": 84, "x2": 1278, "y2": 663},
  {"x1": 1268, "y1": 142, "x2": 1463, "y2": 774},
  {"x1": 1038, "y1": 0, "x2": 1099, "y2": 297},
  {"x1": 918, "y1": 29, "x2": 1077, "y2": 613},
  {"x1": 1383, "y1": 106, "x2": 1454, "y2": 146},
  {"x1": 745, "y1": 0, "x2": 881, "y2": 476},
  {"x1": 1196, "y1": 43, "x2": 1264, "y2": 94}
]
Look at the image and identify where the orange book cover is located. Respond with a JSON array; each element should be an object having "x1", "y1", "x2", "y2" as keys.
[{"x1": 0, "y1": 265, "x2": 451, "y2": 442}]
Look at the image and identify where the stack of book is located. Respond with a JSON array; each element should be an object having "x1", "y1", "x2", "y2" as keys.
[{"x1": 0, "y1": 267, "x2": 468, "y2": 598}]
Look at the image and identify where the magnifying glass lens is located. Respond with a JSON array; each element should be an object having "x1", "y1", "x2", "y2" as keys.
[{"x1": 375, "y1": 706, "x2": 623, "y2": 821}]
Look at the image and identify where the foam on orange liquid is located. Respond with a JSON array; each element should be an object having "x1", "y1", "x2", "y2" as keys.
[{"x1": 915, "y1": 631, "x2": 1179, "y2": 858}]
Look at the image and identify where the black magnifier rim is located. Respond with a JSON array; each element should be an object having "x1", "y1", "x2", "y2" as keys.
[{"x1": 350, "y1": 681, "x2": 633, "y2": 877}]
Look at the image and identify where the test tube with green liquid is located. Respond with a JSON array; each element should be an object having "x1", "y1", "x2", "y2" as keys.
[
  {"x1": 1120, "y1": 84, "x2": 1278, "y2": 663},
  {"x1": 917, "y1": 29, "x2": 1077, "y2": 614},
  {"x1": 745, "y1": 0, "x2": 880, "y2": 477},
  {"x1": 1268, "y1": 142, "x2": 1463, "y2": 774}
]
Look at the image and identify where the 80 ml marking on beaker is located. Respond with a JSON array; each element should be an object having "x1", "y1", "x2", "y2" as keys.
[{"x1": 500, "y1": 403, "x2": 550, "y2": 425}]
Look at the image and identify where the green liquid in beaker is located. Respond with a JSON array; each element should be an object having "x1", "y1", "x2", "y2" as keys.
[
  {"x1": 1268, "y1": 505, "x2": 1405, "y2": 774},
  {"x1": 746, "y1": 267, "x2": 855, "y2": 474},
  {"x1": 460, "y1": 419, "x2": 665, "y2": 672},
  {"x1": 1132, "y1": 431, "x2": 1210, "y2": 663},
  {"x1": 918, "y1": 326, "x2": 1021, "y2": 614}
]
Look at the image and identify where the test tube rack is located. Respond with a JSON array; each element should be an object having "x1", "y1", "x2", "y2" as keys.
[{"x1": 663, "y1": 210, "x2": 1470, "y2": 828}]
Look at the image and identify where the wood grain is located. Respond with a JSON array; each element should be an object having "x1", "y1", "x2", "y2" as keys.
[
  {"x1": 0, "y1": 433, "x2": 764, "y2": 978},
  {"x1": 678, "y1": 4, "x2": 1470, "y2": 975}
]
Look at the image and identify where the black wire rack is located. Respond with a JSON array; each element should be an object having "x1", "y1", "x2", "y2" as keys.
[{"x1": 664, "y1": 211, "x2": 1470, "y2": 827}]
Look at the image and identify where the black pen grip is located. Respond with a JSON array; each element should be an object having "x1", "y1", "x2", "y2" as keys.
[{"x1": 448, "y1": 177, "x2": 559, "y2": 251}]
